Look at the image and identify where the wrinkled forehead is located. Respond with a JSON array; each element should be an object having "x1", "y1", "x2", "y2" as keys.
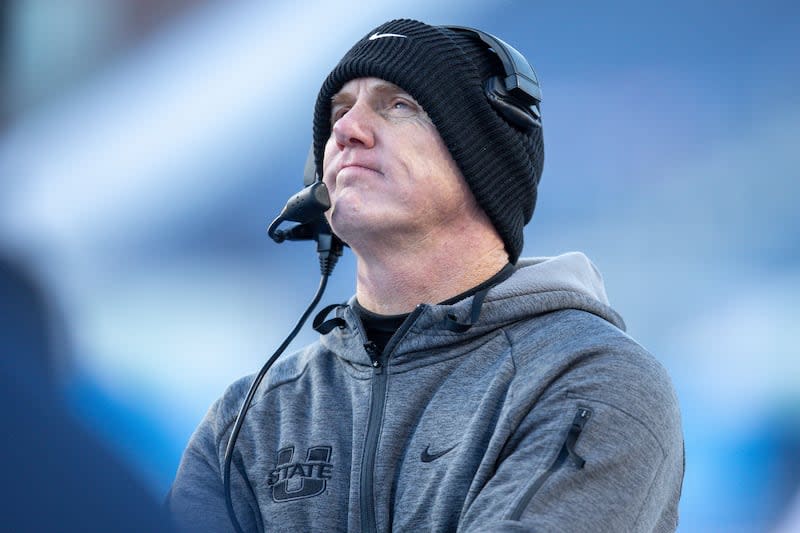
[{"x1": 330, "y1": 77, "x2": 416, "y2": 105}]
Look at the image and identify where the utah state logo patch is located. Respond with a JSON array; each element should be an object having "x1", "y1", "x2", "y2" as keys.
[{"x1": 267, "y1": 445, "x2": 333, "y2": 502}]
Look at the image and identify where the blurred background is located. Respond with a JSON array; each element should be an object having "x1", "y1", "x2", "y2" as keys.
[{"x1": 1, "y1": 1, "x2": 797, "y2": 531}]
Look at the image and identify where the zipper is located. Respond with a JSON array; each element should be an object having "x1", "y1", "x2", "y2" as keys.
[
  {"x1": 507, "y1": 407, "x2": 592, "y2": 521},
  {"x1": 360, "y1": 341, "x2": 385, "y2": 533},
  {"x1": 359, "y1": 306, "x2": 425, "y2": 533}
]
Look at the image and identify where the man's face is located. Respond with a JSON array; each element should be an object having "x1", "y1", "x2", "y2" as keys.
[{"x1": 322, "y1": 77, "x2": 475, "y2": 248}]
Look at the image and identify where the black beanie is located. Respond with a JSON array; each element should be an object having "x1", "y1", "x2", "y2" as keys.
[{"x1": 312, "y1": 19, "x2": 544, "y2": 264}]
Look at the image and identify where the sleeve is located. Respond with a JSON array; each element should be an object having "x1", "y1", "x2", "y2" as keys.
[
  {"x1": 458, "y1": 345, "x2": 685, "y2": 533},
  {"x1": 167, "y1": 383, "x2": 263, "y2": 533}
]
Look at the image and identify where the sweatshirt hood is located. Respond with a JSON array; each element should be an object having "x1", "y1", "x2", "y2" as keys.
[
  {"x1": 320, "y1": 252, "x2": 625, "y2": 368},
  {"x1": 483, "y1": 252, "x2": 624, "y2": 328}
]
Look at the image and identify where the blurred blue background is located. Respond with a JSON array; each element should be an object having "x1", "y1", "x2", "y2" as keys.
[{"x1": 1, "y1": 1, "x2": 798, "y2": 531}]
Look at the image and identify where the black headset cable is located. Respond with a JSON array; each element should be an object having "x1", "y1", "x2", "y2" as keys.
[{"x1": 222, "y1": 272, "x2": 330, "y2": 533}]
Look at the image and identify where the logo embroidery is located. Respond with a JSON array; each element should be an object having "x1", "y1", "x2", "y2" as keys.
[
  {"x1": 267, "y1": 445, "x2": 333, "y2": 502},
  {"x1": 368, "y1": 32, "x2": 407, "y2": 41},
  {"x1": 420, "y1": 443, "x2": 459, "y2": 463}
]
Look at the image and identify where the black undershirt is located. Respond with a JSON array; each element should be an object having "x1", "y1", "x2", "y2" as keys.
[{"x1": 353, "y1": 263, "x2": 514, "y2": 353}]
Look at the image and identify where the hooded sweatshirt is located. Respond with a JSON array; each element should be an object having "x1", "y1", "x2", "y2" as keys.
[{"x1": 168, "y1": 253, "x2": 684, "y2": 532}]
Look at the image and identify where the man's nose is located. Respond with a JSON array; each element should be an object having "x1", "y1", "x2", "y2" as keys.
[{"x1": 332, "y1": 102, "x2": 376, "y2": 149}]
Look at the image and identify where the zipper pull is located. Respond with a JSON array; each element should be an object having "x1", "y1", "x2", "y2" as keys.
[
  {"x1": 565, "y1": 407, "x2": 592, "y2": 468},
  {"x1": 364, "y1": 342, "x2": 382, "y2": 369}
]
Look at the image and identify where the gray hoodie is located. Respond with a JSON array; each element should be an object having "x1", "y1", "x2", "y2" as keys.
[{"x1": 168, "y1": 253, "x2": 684, "y2": 532}]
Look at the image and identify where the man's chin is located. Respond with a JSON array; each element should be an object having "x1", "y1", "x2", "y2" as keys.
[{"x1": 329, "y1": 208, "x2": 396, "y2": 243}]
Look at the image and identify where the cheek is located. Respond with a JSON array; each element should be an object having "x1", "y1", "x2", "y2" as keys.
[
  {"x1": 414, "y1": 127, "x2": 462, "y2": 183},
  {"x1": 411, "y1": 127, "x2": 472, "y2": 209}
]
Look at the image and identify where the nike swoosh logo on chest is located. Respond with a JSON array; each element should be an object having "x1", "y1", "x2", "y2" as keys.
[{"x1": 420, "y1": 443, "x2": 459, "y2": 463}]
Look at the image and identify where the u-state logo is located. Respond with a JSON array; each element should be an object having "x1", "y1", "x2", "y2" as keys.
[{"x1": 267, "y1": 445, "x2": 334, "y2": 502}]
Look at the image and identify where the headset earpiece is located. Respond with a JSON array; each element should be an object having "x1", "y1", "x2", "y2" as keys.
[
  {"x1": 444, "y1": 25, "x2": 542, "y2": 132},
  {"x1": 483, "y1": 77, "x2": 541, "y2": 131}
]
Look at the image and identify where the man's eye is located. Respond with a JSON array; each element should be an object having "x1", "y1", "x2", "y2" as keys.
[{"x1": 388, "y1": 99, "x2": 416, "y2": 117}]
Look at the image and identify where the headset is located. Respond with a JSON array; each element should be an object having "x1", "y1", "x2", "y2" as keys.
[{"x1": 224, "y1": 26, "x2": 541, "y2": 533}]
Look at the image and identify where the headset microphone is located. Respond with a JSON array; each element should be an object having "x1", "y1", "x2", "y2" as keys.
[
  {"x1": 266, "y1": 178, "x2": 343, "y2": 275},
  {"x1": 267, "y1": 181, "x2": 331, "y2": 243}
]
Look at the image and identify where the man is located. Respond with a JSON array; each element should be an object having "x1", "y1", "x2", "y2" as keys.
[{"x1": 169, "y1": 19, "x2": 684, "y2": 532}]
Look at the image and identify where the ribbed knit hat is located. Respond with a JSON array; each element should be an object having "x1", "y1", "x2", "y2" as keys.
[{"x1": 313, "y1": 19, "x2": 544, "y2": 263}]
